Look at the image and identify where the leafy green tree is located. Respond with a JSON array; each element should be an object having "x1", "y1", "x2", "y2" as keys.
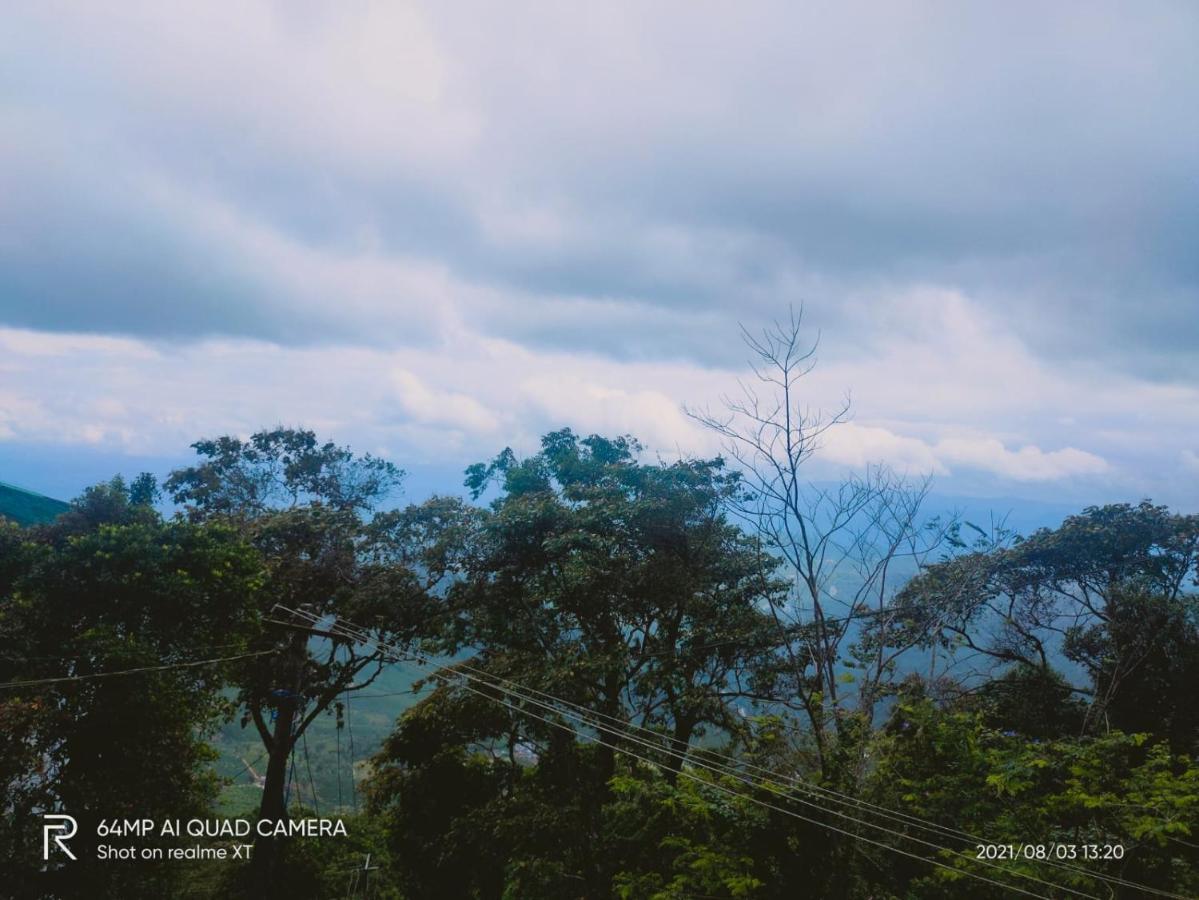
[
  {"x1": 369, "y1": 684, "x2": 572, "y2": 899},
  {"x1": 245, "y1": 811, "x2": 402, "y2": 899},
  {"x1": 455, "y1": 430, "x2": 784, "y2": 772},
  {"x1": 605, "y1": 769, "x2": 768, "y2": 899},
  {"x1": 370, "y1": 685, "x2": 781, "y2": 900},
  {"x1": 165, "y1": 428, "x2": 466, "y2": 883},
  {"x1": 370, "y1": 430, "x2": 784, "y2": 896},
  {"x1": 865, "y1": 696, "x2": 1199, "y2": 897},
  {"x1": 899, "y1": 502, "x2": 1199, "y2": 748},
  {"x1": 974, "y1": 664, "x2": 1088, "y2": 740},
  {"x1": 0, "y1": 477, "x2": 263, "y2": 898},
  {"x1": 1070, "y1": 584, "x2": 1199, "y2": 753}
]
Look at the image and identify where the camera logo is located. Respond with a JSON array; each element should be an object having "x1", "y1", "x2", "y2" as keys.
[{"x1": 43, "y1": 814, "x2": 77, "y2": 861}]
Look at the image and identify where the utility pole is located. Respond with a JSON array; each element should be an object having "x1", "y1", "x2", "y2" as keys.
[{"x1": 343, "y1": 853, "x2": 379, "y2": 899}]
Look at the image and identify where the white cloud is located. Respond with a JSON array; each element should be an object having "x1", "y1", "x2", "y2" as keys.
[
  {"x1": 392, "y1": 370, "x2": 499, "y2": 433},
  {"x1": 521, "y1": 376, "x2": 701, "y2": 452},
  {"x1": 933, "y1": 437, "x2": 1108, "y2": 482},
  {"x1": 1, "y1": 3, "x2": 1198, "y2": 509},
  {"x1": 0, "y1": 313, "x2": 1170, "y2": 498},
  {"x1": 12, "y1": 1, "x2": 478, "y2": 172},
  {"x1": 819, "y1": 424, "x2": 947, "y2": 475},
  {"x1": 816, "y1": 424, "x2": 1108, "y2": 482}
]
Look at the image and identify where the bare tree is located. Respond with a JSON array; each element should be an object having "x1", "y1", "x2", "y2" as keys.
[{"x1": 688, "y1": 307, "x2": 953, "y2": 778}]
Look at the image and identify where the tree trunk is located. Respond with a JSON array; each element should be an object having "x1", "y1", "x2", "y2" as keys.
[
  {"x1": 250, "y1": 628, "x2": 307, "y2": 885},
  {"x1": 664, "y1": 715, "x2": 696, "y2": 784}
]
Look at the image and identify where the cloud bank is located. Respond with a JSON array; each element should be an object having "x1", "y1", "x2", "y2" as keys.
[{"x1": 1, "y1": 1, "x2": 1196, "y2": 505}]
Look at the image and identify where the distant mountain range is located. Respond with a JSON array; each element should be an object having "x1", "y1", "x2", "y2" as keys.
[{"x1": 0, "y1": 480, "x2": 69, "y2": 525}]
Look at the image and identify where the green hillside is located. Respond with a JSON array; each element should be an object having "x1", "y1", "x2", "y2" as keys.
[{"x1": 0, "y1": 480, "x2": 69, "y2": 525}]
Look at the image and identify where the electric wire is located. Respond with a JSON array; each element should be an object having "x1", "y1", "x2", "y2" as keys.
[
  {"x1": 302, "y1": 727, "x2": 320, "y2": 815},
  {"x1": 463, "y1": 678, "x2": 1061, "y2": 900},
  {"x1": 295, "y1": 612, "x2": 1100, "y2": 900},
  {"x1": 272, "y1": 613, "x2": 1179, "y2": 900},
  {"x1": 406, "y1": 655, "x2": 1099, "y2": 899},
  {"x1": 314, "y1": 620, "x2": 1004, "y2": 859},
  {"x1": 345, "y1": 683, "x2": 358, "y2": 812},
  {"x1": 221, "y1": 748, "x2": 267, "y2": 782},
  {"x1": 263, "y1": 614, "x2": 1004, "y2": 857},
  {"x1": 303, "y1": 616, "x2": 1042, "y2": 900},
  {"x1": 0, "y1": 649, "x2": 278, "y2": 688},
  {"x1": 348, "y1": 686, "x2": 427, "y2": 700},
  {"x1": 335, "y1": 645, "x2": 346, "y2": 810},
  {"x1": 336, "y1": 698, "x2": 344, "y2": 810},
  {"x1": 294, "y1": 613, "x2": 1184, "y2": 900},
  {"x1": 461, "y1": 654, "x2": 1186, "y2": 899},
  {"x1": 2, "y1": 642, "x2": 262, "y2": 663},
  {"x1": 534, "y1": 602, "x2": 933, "y2": 664},
  {"x1": 285, "y1": 740, "x2": 297, "y2": 809},
  {"x1": 381, "y1": 628, "x2": 1193, "y2": 898},
  {"x1": 269, "y1": 613, "x2": 973, "y2": 843}
]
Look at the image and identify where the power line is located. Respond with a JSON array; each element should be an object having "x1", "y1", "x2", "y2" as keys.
[
  {"x1": 457, "y1": 657, "x2": 1185, "y2": 899},
  {"x1": 351, "y1": 686, "x2": 430, "y2": 699},
  {"x1": 286, "y1": 742, "x2": 297, "y2": 810},
  {"x1": 406, "y1": 659, "x2": 1097, "y2": 899},
  {"x1": 316, "y1": 618, "x2": 1040, "y2": 886},
  {"x1": 455, "y1": 642, "x2": 1191, "y2": 897},
  {"x1": 1, "y1": 642, "x2": 262, "y2": 663},
  {"x1": 302, "y1": 728, "x2": 320, "y2": 815},
  {"x1": 298, "y1": 610, "x2": 1186, "y2": 900},
  {"x1": 434, "y1": 659, "x2": 1107, "y2": 895},
  {"x1": 271, "y1": 608, "x2": 1183, "y2": 899},
  {"x1": 336, "y1": 698, "x2": 344, "y2": 810},
  {"x1": 0, "y1": 650, "x2": 277, "y2": 689},
  {"x1": 219, "y1": 748, "x2": 267, "y2": 782},
  {"x1": 345, "y1": 683, "x2": 358, "y2": 813},
  {"x1": 293, "y1": 612, "x2": 1096, "y2": 900},
  {"x1": 260, "y1": 607, "x2": 966, "y2": 805},
  {"x1": 599, "y1": 603, "x2": 937, "y2": 662},
  {"x1": 465, "y1": 680, "x2": 1061, "y2": 900}
]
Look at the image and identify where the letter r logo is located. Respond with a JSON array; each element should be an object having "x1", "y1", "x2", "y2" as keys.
[{"x1": 43, "y1": 814, "x2": 77, "y2": 860}]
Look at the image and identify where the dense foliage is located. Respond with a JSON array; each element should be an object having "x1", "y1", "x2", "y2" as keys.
[
  {"x1": 0, "y1": 478, "x2": 263, "y2": 897},
  {"x1": 2, "y1": 432, "x2": 1197, "y2": 898}
]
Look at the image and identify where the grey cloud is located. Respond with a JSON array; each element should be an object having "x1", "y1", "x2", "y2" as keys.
[{"x1": 1, "y1": 0, "x2": 1196, "y2": 383}]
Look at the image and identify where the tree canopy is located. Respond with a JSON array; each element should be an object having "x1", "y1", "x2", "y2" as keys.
[{"x1": 3, "y1": 435, "x2": 1197, "y2": 898}]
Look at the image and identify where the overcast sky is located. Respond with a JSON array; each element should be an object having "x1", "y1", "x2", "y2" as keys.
[{"x1": 2, "y1": 1, "x2": 1197, "y2": 508}]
